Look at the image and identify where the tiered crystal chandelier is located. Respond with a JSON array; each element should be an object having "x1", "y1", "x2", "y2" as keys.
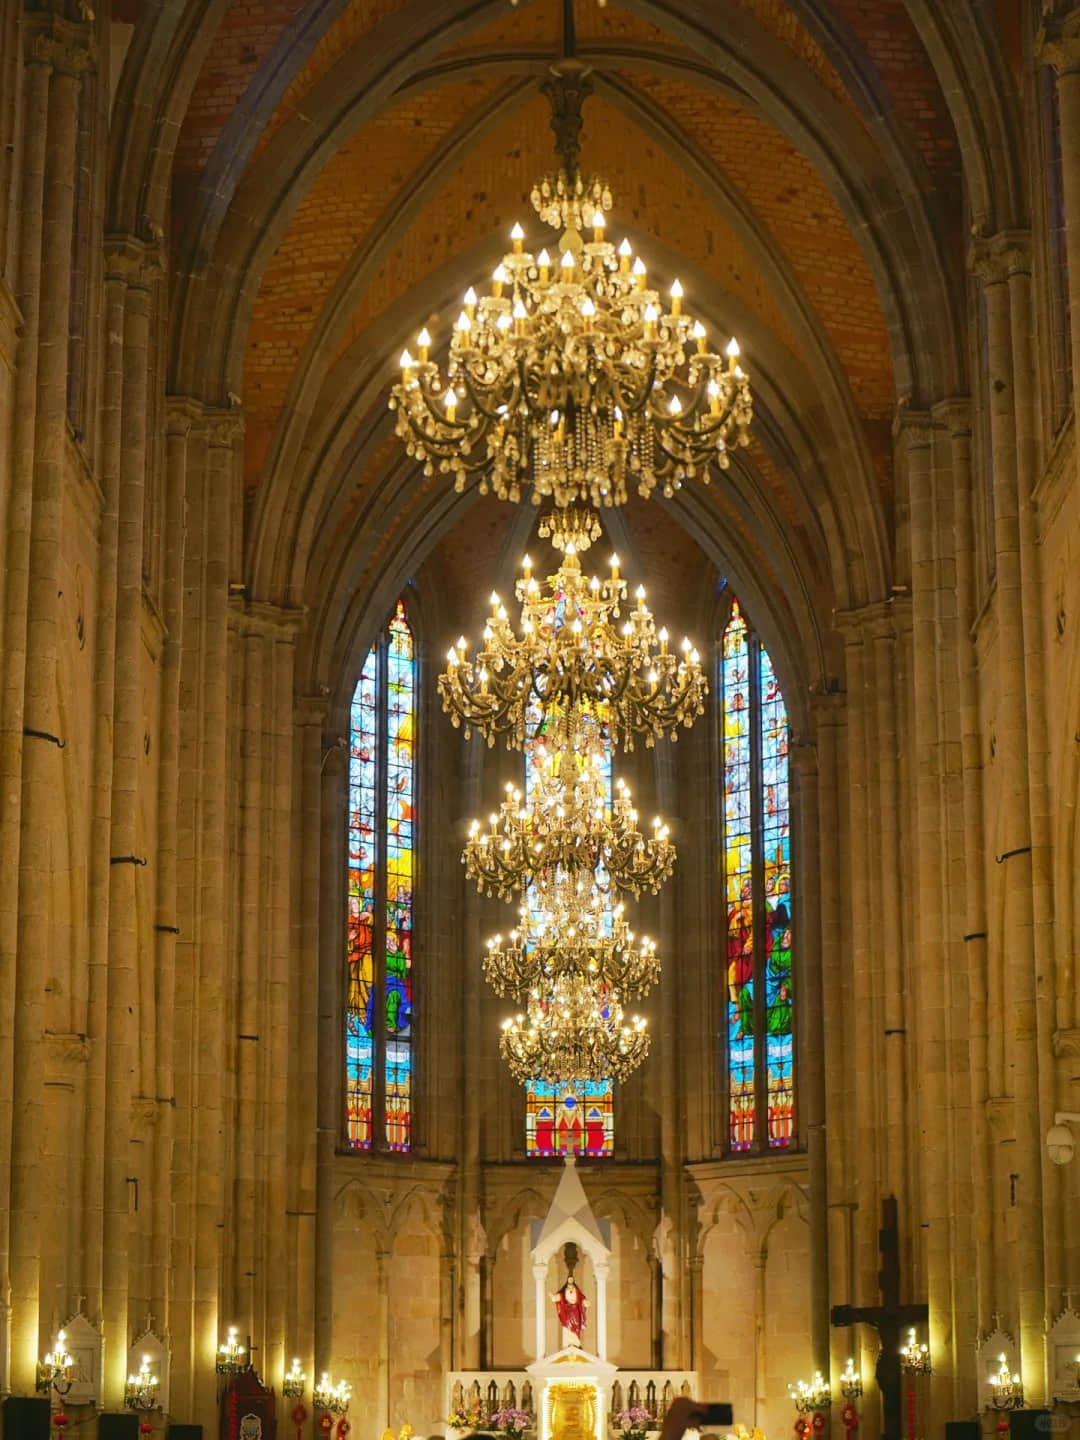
[
  {"x1": 387, "y1": 0, "x2": 754, "y2": 1089},
  {"x1": 500, "y1": 972, "x2": 648, "y2": 1086},
  {"x1": 390, "y1": 1, "x2": 752, "y2": 514},
  {"x1": 463, "y1": 759, "x2": 674, "y2": 901},
  {"x1": 439, "y1": 547, "x2": 706, "y2": 750}
]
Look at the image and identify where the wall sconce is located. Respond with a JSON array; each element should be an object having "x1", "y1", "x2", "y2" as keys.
[
  {"x1": 215, "y1": 1328, "x2": 249, "y2": 1377},
  {"x1": 36, "y1": 1332, "x2": 74, "y2": 1396},
  {"x1": 283, "y1": 1359, "x2": 306, "y2": 1400},
  {"x1": 840, "y1": 1359, "x2": 863, "y2": 1401},
  {"x1": 1046, "y1": 1113, "x2": 1080, "y2": 1165},
  {"x1": 313, "y1": 1375, "x2": 351, "y2": 1414},
  {"x1": 125, "y1": 1356, "x2": 160, "y2": 1412},
  {"x1": 989, "y1": 1355, "x2": 1024, "y2": 1410},
  {"x1": 788, "y1": 1373, "x2": 831, "y2": 1412},
  {"x1": 900, "y1": 1328, "x2": 931, "y2": 1376}
]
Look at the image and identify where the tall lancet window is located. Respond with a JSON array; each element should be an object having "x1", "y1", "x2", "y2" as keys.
[
  {"x1": 524, "y1": 699, "x2": 615, "y2": 1159},
  {"x1": 346, "y1": 600, "x2": 415, "y2": 1151},
  {"x1": 721, "y1": 600, "x2": 794, "y2": 1152}
]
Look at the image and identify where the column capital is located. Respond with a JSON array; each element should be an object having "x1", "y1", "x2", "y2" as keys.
[
  {"x1": 230, "y1": 598, "x2": 306, "y2": 638},
  {"x1": 930, "y1": 397, "x2": 973, "y2": 436},
  {"x1": 1038, "y1": 10, "x2": 1080, "y2": 73},
  {"x1": 206, "y1": 407, "x2": 245, "y2": 449},
  {"x1": 104, "y1": 233, "x2": 165, "y2": 289},
  {"x1": 892, "y1": 406, "x2": 933, "y2": 450},
  {"x1": 834, "y1": 597, "x2": 904, "y2": 642},
  {"x1": 24, "y1": 13, "x2": 96, "y2": 75},
  {"x1": 295, "y1": 693, "x2": 330, "y2": 727},
  {"x1": 164, "y1": 395, "x2": 204, "y2": 438},
  {"x1": 967, "y1": 229, "x2": 1032, "y2": 283}
]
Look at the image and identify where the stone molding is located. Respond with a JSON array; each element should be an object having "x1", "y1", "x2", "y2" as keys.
[
  {"x1": 834, "y1": 597, "x2": 901, "y2": 642},
  {"x1": 294, "y1": 693, "x2": 330, "y2": 727},
  {"x1": 164, "y1": 395, "x2": 203, "y2": 438}
]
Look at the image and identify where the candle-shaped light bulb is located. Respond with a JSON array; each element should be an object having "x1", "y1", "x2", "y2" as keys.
[
  {"x1": 492, "y1": 263, "x2": 507, "y2": 298},
  {"x1": 592, "y1": 209, "x2": 606, "y2": 242},
  {"x1": 659, "y1": 626, "x2": 669, "y2": 653},
  {"x1": 399, "y1": 348, "x2": 414, "y2": 370},
  {"x1": 692, "y1": 319, "x2": 707, "y2": 353},
  {"x1": 668, "y1": 393, "x2": 683, "y2": 415},
  {"x1": 670, "y1": 278, "x2": 683, "y2": 314},
  {"x1": 511, "y1": 222, "x2": 525, "y2": 253},
  {"x1": 726, "y1": 336, "x2": 740, "y2": 370},
  {"x1": 610, "y1": 552, "x2": 620, "y2": 579},
  {"x1": 618, "y1": 237, "x2": 632, "y2": 272},
  {"x1": 522, "y1": 554, "x2": 532, "y2": 576},
  {"x1": 560, "y1": 249, "x2": 575, "y2": 276},
  {"x1": 636, "y1": 583, "x2": 646, "y2": 611},
  {"x1": 456, "y1": 310, "x2": 471, "y2": 333},
  {"x1": 444, "y1": 388, "x2": 457, "y2": 421},
  {"x1": 633, "y1": 256, "x2": 647, "y2": 289},
  {"x1": 537, "y1": 248, "x2": 551, "y2": 280}
]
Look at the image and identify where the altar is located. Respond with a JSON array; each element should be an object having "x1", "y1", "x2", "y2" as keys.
[{"x1": 447, "y1": 1156, "x2": 697, "y2": 1440}]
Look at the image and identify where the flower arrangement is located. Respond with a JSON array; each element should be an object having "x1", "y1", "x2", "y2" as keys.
[
  {"x1": 446, "y1": 1404, "x2": 486, "y2": 1432},
  {"x1": 614, "y1": 1408, "x2": 655, "y2": 1440},
  {"x1": 490, "y1": 1409, "x2": 532, "y2": 1440}
]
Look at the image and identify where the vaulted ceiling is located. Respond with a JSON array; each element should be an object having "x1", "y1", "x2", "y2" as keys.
[{"x1": 109, "y1": 0, "x2": 1024, "y2": 703}]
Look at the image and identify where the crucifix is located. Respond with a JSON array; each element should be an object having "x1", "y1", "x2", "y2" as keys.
[{"x1": 831, "y1": 1197, "x2": 928, "y2": 1440}]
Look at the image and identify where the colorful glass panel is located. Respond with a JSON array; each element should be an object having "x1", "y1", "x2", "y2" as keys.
[
  {"x1": 523, "y1": 699, "x2": 615, "y2": 1156},
  {"x1": 346, "y1": 602, "x2": 415, "y2": 1153},
  {"x1": 722, "y1": 603, "x2": 755, "y2": 1150},
  {"x1": 385, "y1": 603, "x2": 415, "y2": 1150},
  {"x1": 526, "y1": 1081, "x2": 614, "y2": 1157},
  {"x1": 760, "y1": 646, "x2": 793, "y2": 1147},
  {"x1": 346, "y1": 643, "x2": 378, "y2": 1149}
]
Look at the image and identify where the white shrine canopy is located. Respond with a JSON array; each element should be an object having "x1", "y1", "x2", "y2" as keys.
[
  {"x1": 532, "y1": 1151, "x2": 612, "y2": 1265},
  {"x1": 530, "y1": 1153, "x2": 612, "y2": 1361}
]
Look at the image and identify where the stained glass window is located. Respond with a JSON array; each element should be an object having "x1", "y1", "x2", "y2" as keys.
[
  {"x1": 346, "y1": 601, "x2": 415, "y2": 1151},
  {"x1": 721, "y1": 600, "x2": 793, "y2": 1151},
  {"x1": 521, "y1": 689, "x2": 615, "y2": 1155}
]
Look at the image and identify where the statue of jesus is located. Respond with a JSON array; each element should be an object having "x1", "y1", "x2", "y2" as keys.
[{"x1": 551, "y1": 1273, "x2": 588, "y2": 1347}]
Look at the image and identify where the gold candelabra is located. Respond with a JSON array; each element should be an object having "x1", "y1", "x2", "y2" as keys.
[
  {"x1": 313, "y1": 1375, "x2": 351, "y2": 1414},
  {"x1": 125, "y1": 1357, "x2": 159, "y2": 1413},
  {"x1": 988, "y1": 1355, "x2": 1023, "y2": 1410},
  {"x1": 788, "y1": 1374, "x2": 831, "y2": 1413},
  {"x1": 899, "y1": 1328, "x2": 931, "y2": 1376}
]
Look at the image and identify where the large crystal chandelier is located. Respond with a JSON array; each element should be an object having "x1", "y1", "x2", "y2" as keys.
[
  {"x1": 464, "y1": 758, "x2": 674, "y2": 901},
  {"x1": 440, "y1": 546, "x2": 706, "y2": 750},
  {"x1": 484, "y1": 899, "x2": 659, "y2": 999},
  {"x1": 389, "y1": 1, "x2": 752, "y2": 513},
  {"x1": 500, "y1": 973, "x2": 649, "y2": 1085}
]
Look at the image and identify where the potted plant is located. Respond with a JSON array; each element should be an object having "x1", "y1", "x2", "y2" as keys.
[
  {"x1": 490, "y1": 1408, "x2": 532, "y2": 1440},
  {"x1": 613, "y1": 1408, "x2": 655, "y2": 1440}
]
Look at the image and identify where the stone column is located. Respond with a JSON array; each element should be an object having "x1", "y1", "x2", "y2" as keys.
[
  {"x1": 103, "y1": 236, "x2": 159, "y2": 1407},
  {"x1": 8, "y1": 14, "x2": 94, "y2": 1390},
  {"x1": 834, "y1": 618, "x2": 880, "y2": 1312},
  {"x1": 194, "y1": 412, "x2": 241, "y2": 1423},
  {"x1": 899, "y1": 414, "x2": 954, "y2": 1420},
  {"x1": 315, "y1": 739, "x2": 347, "y2": 1374},
  {"x1": 290, "y1": 697, "x2": 325, "y2": 1384},
  {"x1": 150, "y1": 400, "x2": 198, "y2": 1342},
  {"x1": 791, "y1": 736, "x2": 829, "y2": 1374},
  {"x1": 1040, "y1": 16, "x2": 1080, "y2": 414},
  {"x1": 970, "y1": 233, "x2": 1043, "y2": 1393},
  {"x1": 594, "y1": 1257, "x2": 609, "y2": 1361},
  {"x1": 533, "y1": 1261, "x2": 546, "y2": 1360}
]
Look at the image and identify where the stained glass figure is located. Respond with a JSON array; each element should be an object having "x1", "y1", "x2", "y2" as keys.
[
  {"x1": 720, "y1": 600, "x2": 793, "y2": 1152},
  {"x1": 526, "y1": 1081, "x2": 614, "y2": 1157},
  {"x1": 347, "y1": 601, "x2": 415, "y2": 1151},
  {"x1": 521, "y1": 695, "x2": 615, "y2": 1155}
]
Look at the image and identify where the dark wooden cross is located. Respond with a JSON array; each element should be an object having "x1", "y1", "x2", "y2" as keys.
[{"x1": 831, "y1": 1197, "x2": 928, "y2": 1440}]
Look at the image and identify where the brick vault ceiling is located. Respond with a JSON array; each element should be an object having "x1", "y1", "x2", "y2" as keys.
[{"x1": 160, "y1": 0, "x2": 987, "y2": 662}]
